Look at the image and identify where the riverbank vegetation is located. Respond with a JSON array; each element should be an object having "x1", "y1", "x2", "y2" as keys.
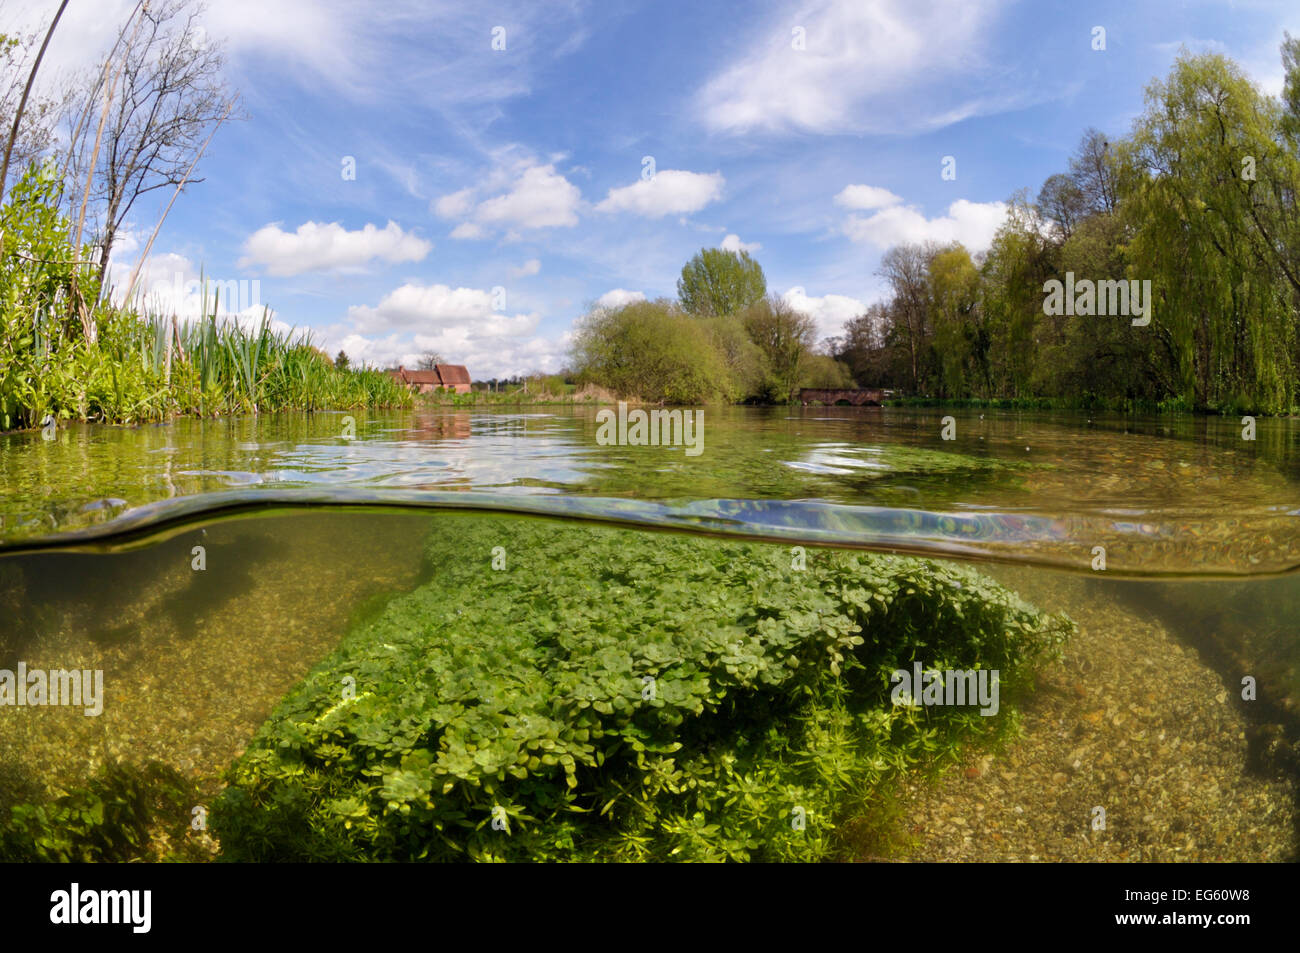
[
  {"x1": 0, "y1": 5, "x2": 409, "y2": 433},
  {"x1": 213, "y1": 517, "x2": 1070, "y2": 862},
  {"x1": 574, "y1": 43, "x2": 1300, "y2": 415}
]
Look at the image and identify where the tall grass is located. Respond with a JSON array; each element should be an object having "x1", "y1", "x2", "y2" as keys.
[{"x1": 0, "y1": 165, "x2": 411, "y2": 430}]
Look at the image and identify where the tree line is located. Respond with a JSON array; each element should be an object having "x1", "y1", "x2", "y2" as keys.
[
  {"x1": 828, "y1": 42, "x2": 1300, "y2": 415},
  {"x1": 576, "y1": 42, "x2": 1300, "y2": 413}
]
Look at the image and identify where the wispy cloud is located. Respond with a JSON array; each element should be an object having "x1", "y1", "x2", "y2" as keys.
[{"x1": 696, "y1": 0, "x2": 1016, "y2": 135}]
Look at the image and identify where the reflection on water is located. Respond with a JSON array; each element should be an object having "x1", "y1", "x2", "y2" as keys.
[{"x1": 3, "y1": 407, "x2": 1300, "y2": 575}]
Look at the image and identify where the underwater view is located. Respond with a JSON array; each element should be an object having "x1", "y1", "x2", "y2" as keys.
[
  {"x1": 2, "y1": 406, "x2": 1297, "y2": 863},
  {"x1": 4, "y1": 0, "x2": 1300, "y2": 919}
]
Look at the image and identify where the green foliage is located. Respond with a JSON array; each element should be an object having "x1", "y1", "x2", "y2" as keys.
[
  {"x1": 571, "y1": 299, "x2": 736, "y2": 403},
  {"x1": 740, "y1": 296, "x2": 818, "y2": 402},
  {"x1": 0, "y1": 761, "x2": 201, "y2": 862},
  {"x1": 677, "y1": 247, "x2": 768, "y2": 318},
  {"x1": 213, "y1": 517, "x2": 1071, "y2": 862},
  {"x1": 0, "y1": 163, "x2": 411, "y2": 430},
  {"x1": 799, "y1": 353, "x2": 855, "y2": 389},
  {"x1": 829, "y1": 47, "x2": 1300, "y2": 414},
  {"x1": 1123, "y1": 52, "x2": 1300, "y2": 414}
]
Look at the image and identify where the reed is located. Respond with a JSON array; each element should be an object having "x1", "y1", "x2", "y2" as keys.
[{"x1": 0, "y1": 164, "x2": 411, "y2": 430}]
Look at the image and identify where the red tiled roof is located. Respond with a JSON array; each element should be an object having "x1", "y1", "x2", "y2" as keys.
[
  {"x1": 387, "y1": 364, "x2": 471, "y2": 388},
  {"x1": 434, "y1": 364, "x2": 471, "y2": 386}
]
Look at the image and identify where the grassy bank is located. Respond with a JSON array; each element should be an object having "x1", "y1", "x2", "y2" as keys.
[
  {"x1": 417, "y1": 387, "x2": 612, "y2": 408},
  {"x1": 0, "y1": 166, "x2": 410, "y2": 432}
]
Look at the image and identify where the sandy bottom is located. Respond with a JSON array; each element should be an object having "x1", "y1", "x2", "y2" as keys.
[
  {"x1": 889, "y1": 570, "x2": 1296, "y2": 862},
  {"x1": 0, "y1": 512, "x2": 431, "y2": 814}
]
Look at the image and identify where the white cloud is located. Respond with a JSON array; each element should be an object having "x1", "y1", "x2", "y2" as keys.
[
  {"x1": 348, "y1": 283, "x2": 502, "y2": 332},
  {"x1": 450, "y1": 222, "x2": 488, "y2": 240},
  {"x1": 434, "y1": 188, "x2": 476, "y2": 219},
  {"x1": 25, "y1": 0, "x2": 594, "y2": 120},
  {"x1": 238, "y1": 221, "x2": 431, "y2": 276},
  {"x1": 327, "y1": 280, "x2": 566, "y2": 378},
  {"x1": 696, "y1": 0, "x2": 1014, "y2": 135},
  {"x1": 720, "y1": 233, "x2": 761, "y2": 254},
  {"x1": 474, "y1": 164, "x2": 581, "y2": 229},
  {"x1": 595, "y1": 288, "x2": 646, "y2": 310},
  {"x1": 108, "y1": 251, "x2": 287, "y2": 331},
  {"x1": 782, "y1": 286, "x2": 867, "y2": 339},
  {"x1": 436, "y1": 162, "x2": 582, "y2": 237},
  {"x1": 510, "y1": 258, "x2": 542, "y2": 278},
  {"x1": 842, "y1": 198, "x2": 1007, "y2": 252},
  {"x1": 595, "y1": 170, "x2": 725, "y2": 218},
  {"x1": 834, "y1": 184, "x2": 902, "y2": 210}
]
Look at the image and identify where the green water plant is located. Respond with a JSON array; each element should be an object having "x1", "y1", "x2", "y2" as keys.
[
  {"x1": 0, "y1": 760, "x2": 202, "y2": 862},
  {"x1": 214, "y1": 517, "x2": 1071, "y2": 862}
]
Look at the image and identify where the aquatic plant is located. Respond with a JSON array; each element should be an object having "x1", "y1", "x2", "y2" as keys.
[
  {"x1": 0, "y1": 760, "x2": 202, "y2": 862},
  {"x1": 214, "y1": 517, "x2": 1071, "y2": 862}
]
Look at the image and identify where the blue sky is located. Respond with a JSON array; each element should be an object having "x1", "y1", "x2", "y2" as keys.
[{"x1": 12, "y1": 0, "x2": 1300, "y2": 377}]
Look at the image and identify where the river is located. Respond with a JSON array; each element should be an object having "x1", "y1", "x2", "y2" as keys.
[{"x1": 1, "y1": 406, "x2": 1296, "y2": 861}]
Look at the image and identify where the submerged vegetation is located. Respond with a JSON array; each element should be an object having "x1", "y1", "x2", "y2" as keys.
[
  {"x1": 212, "y1": 517, "x2": 1070, "y2": 862},
  {"x1": 0, "y1": 760, "x2": 205, "y2": 863}
]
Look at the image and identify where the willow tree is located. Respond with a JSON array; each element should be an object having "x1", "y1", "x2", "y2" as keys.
[
  {"x1": 927, "y1": 243, "x2": 984, "y2": 398},
  {"x1": 1123, "y1": 50, "x2": 1300, "y2": 413}
]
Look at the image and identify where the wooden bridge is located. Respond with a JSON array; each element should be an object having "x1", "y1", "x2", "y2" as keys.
[{"x1": 797, "y1": 388, "x2": 886, "y2": 406}]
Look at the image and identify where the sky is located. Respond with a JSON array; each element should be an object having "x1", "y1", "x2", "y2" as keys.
[{"x1": 4, "y1": 0, "x2": 1298, "y2": 378}]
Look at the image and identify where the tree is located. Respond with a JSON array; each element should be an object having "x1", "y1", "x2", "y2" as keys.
[
  {"x1": 799, "y1": 353, "x2": 854, "y2": 389},
  {"x1": 877, "y1": 243, "x2": 934, "y2": 393},
  {"x1": 1124, "y1": 51, "x2": 1300, "y2": 411},
  {"x1": 1282, "y1": 32, "x2": 1300, "y2": 148},
  {"x1": 700, "y1": 314, "x2": 765, "y2": 399},
  {"x1": 64, "y1": 0, "x2": 239, "y2": 290},
  {"x1": 677, "y1": 247, "x2": 767, "y2": 317},
  {"x1": 927, "y1": 244, "x2": 984, "y2": 397},
  {"x1": 979, "y1": 194, "x2": 1054, "y2": 397},
  {"x1": 334, "y1": 350, "x2": 350, "y2": 371},
  {"x1": 739, "y1": 296, "x2": 816, "y2": 401},
  {"x1": 570, "y1": 298, "x2": 733, "y2": 403},
  {"x1": 416, "y1": 350, "x2": 444, "y2": 370},
  {"x1": 830, "y1": 305, "x2": 897, "y2": 388},
  {"x1": 1069, "y1": 128, "x2": 1118, "y2": 216},
  {"x1": 1036, "y1": 173, "x2": 1087, "y2": 242},
  {"x1": 0, "y1": 8, "x2": 68, "y2": 203}
]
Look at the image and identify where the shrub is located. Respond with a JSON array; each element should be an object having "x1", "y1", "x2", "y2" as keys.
[
  {"x1": 570, "y1": 299, "x2": 735, "y2": 403},
  {"x1": 214, "y1": 517, "x2": 1071, "y2": 862}
]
